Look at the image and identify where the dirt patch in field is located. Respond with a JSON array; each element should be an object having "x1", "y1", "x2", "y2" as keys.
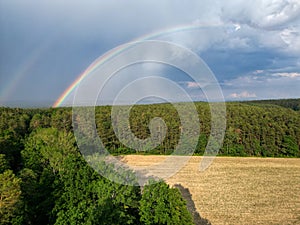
[{"x1": 123, "y1": 156, "x2": 300, "y2": 225}]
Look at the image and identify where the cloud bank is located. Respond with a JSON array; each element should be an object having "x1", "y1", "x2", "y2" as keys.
[{"x1": 0, "y1": 0, "x2": 299, "y2": 106}]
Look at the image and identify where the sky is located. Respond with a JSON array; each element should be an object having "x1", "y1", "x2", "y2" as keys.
[{"x1": 0, "y1": 0, "x2": 300, "y2": 107}]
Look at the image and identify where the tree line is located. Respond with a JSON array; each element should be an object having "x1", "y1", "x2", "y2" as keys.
[{"x1": 94, "y1": 100, "x2": 300, "y2": 157}]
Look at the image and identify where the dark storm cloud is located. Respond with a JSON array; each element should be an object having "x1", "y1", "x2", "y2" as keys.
[{"x1": 0, "y1": 0, "x2": 299, "y2": 106}]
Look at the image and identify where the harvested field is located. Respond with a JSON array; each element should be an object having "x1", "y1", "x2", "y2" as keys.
[{"x1": 123, "y1": 156, "x2": 300, "y2": 225}]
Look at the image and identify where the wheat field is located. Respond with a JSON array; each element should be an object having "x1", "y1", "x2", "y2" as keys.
[{"x1": 123, "y1": 156, "x2": 300, "y2": 225}]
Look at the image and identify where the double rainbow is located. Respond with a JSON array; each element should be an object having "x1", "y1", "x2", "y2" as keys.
[{"x1": 53, "y1": 24, "x2": 220, "y2": 107}]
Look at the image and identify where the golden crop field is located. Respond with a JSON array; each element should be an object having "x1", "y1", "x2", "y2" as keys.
[{"x1": 123, "y1": 156, "x2": 300, "y2": 225}]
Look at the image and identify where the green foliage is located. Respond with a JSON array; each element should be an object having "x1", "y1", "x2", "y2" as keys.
[
  {"x1": 23, "y1": 127, "x2": 77, "y2": 173},
  {"x1": 0, "y1": 99, "x2": 299, "y2": 224},
  {"x1": 223, "y1": 103, "x2": 300, "y2": 157},
  {"x1": 16, "y1": 167, "x2": 57, "y2": 225},
  {"x1": 139, "y1": 180, "x2": 194, "y2": 225},
  {"x1": 7, "y1": 123, "x2": 191, "y2": 224},
  {"x1": 281, "y1": 135, "x2": 299, "y2": 157},
  {"x1": 0, "y1": 154, "x2": 10, "y2": 173},
  {"x1": 94, "y1": 101, "x2": 300, "y2": 157},
  {"x1": 54, "y1": 155, "x2": 141, "y2": 225},
  {"x1": 0, "y1": 170, "x2": 21, "y2": 224},
  {"x1": 0, "y1": 108, "x2": 31, "y2": 171},
  {"x1": 18, "y1": 127, "x2": 74, "y2": 224},
  {"x1": 245, "y1": 98, "x2": 300, "y2": 111}
]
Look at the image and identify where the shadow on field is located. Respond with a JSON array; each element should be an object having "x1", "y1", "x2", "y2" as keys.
[{"x1": 174, "y1": 184, "x2": 211, "y2": 225}]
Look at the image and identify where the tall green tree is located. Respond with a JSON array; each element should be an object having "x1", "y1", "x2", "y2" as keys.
[
  {"x1": 139, "y1": 180, "x2": 194, "y2": 225},
  {"x1": 53, "y1": 154, "x2": 141, "y2": 225}
]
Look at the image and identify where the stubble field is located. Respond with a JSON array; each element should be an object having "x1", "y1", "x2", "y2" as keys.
[{"x1": 123, "y1": 156, "x2": 300, "y2": 225}]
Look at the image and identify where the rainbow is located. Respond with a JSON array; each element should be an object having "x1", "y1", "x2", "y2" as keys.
[
  {"x1": 53, "y1": 23, "x2": 221, "y2": 107},
  {"x1": 1, "y1": 39, "x2": 53, "y2": 103},
  {"x1": 52, "y1": 43, "x2": 130, "y2": 107}
]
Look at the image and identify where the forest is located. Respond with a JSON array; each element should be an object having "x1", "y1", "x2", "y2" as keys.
[
  {"x1": 0, "y1": 99, "x2": 299, "y2": 224},
  {"x1": 94, "y1": 100, "x2": 299, "y2": 157}
]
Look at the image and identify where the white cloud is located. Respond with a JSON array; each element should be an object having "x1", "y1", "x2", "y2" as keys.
[
  {"x1": 223, "y1": 72, "x2": 300, "y2": 99},
  {"x1": 280, "y1": 27, "x2": 300, "y2": 54},
  {"x1": 234, "y1": 23, "x2": 241, "y2": 31},
  {"x1": 220, "y1": 0, "x2": 300, "y2": 30},
  {"x1": 178, "y1": 81, "x2": 209, "y2": 89},
  {"x1": 229, "y1": 91, "x2": 257, "y2": 98},
  {"x1": 272, "y1": 72, "x2": 300, "y2": 78},
  {"x1": 186, "y1": 81, "x2": 201, "y2": 88},
  {"x1": 215, "y1": 0, "x2": 300, "y2": 54},
  {"x1": 254, "y1": 70, "x2": 264, "y2": 74}
]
